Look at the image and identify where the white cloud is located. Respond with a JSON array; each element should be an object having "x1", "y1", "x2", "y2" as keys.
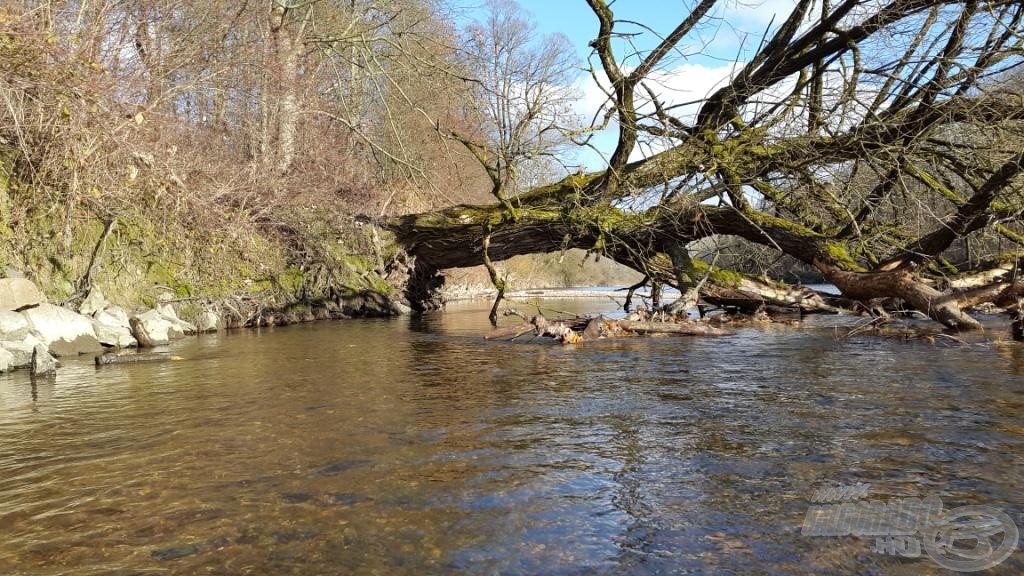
[
  {"x1": 566, "y1": 0, "x2": 886, "y2": 168},
  {"x1": 680, "y1": 0, "x2": 804, "y2": 62},
  {"x1": 730, "y1": 0, "x2": 803, "y2": 29},
  {"x1": 574, "y1": 61, "x2": 743, "y2": 118},
  {"x1": 572, "y1": 61, "x2": 744, "y2": 165}
]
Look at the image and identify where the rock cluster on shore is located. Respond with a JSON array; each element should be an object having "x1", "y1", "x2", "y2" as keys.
[
  {"x1": 0, "y1": 274, "x2": 412, "y2": 375},
  {"x1": 0, "y1": 277, "x2": 215, "y2": 375}
]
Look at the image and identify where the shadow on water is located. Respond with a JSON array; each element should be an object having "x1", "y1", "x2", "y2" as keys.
[{"x1": 1, "y1": 299, "x2": 1023, "y2": 574}]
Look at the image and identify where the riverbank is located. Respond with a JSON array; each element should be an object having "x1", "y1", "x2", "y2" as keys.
[
  {"x1": 0, "y1": 273, "x2": 407, "y2": 375},
  {"x1": 0, "y1": 270, "x2": 647, "y2": 374}
]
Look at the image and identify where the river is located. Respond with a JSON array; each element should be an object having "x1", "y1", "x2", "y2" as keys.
[{"x1": 1, "y1": 298, "x2": 1023, "y2": 574}]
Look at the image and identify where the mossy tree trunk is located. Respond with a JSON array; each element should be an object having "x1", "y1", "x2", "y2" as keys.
[{"x1": 384, "y1": 138, "x2": 1020, "y2": 330}]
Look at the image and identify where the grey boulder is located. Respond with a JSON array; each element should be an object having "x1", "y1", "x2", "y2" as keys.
[
  {"x1": 157, "y1": 304, "x2": 196, "y2": 334},
  {"x1": 95, "y1": 307, "x2": 131, "y2": 328},
  {"x1": 0, "y1": 278, "x2": 46, "y2": 311},
  {"x1": 21, "y1": 303, "x2": 103, "y2": 356},
  {"x1": 130, "y1": 309, "x2": 181, "y2": 346},
  {"x1": 79, "y1": 288, "x2": 108, "y2": 317},
  {"x1": 0, "y1": 347, "x2": 12, "y2": 372},
  {"x1": 197, "y1": 310, "x2": 220, "y2": 332},
  {"x1": 93, "y1": 306, "x2": 137, "y2": 348},
  {"x1": 390, "y1": 300, "x2": 413, "y2": 316},
  {"x1": 32, "y1": 344, "x2": 57, "y2": 375},
  {"x1": 0, "y1": 310, "x2": 29, "y2": 340},
  {"x1": 93, "y1": 320, "x2": 138, "y2": 348},
  {"x1": 0, "y1": 334, "x2": 41, "y2": 368}
]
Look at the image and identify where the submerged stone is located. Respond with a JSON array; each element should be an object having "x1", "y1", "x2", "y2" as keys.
[
  {"x1": 206, "y1": 536, "x2": 231, "y2": 550},
  {"x1": 272, "y1": 529, "x2": 318, "y2": 544},
  {"x1": 281, "y1": 492, "x2": 316, "y2": 504},
  {"x1": 322, "y1": 492, "x2": 373, "y2": 506},
  {"x1": 31, "y1": 343, "x2": 56, "y2": 375},
  {"x1": 280, "y1": 491, "x2": 373, "y2": 506},
  {"x1": 151, "y1": 545, "x2": 201, "y2": 561}
]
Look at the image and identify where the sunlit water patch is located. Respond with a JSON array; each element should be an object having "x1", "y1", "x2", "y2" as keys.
[{"x1": 1, "y1": 299, "x2": 1023, "y2": 574}]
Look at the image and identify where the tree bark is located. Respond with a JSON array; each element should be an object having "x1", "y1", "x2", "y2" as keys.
[
  {"x1": 664, "y1": 244, "x2": 700, "y2": 315},
  {"x1": 266, "y1": 3, "x2": 306, "y2": 174},
  {"x1": 617, "y1": 320, "x2": 733, "y2": 336},
  {"x1": 816, "y1": 260, "x2": 982, "y2": 330}
]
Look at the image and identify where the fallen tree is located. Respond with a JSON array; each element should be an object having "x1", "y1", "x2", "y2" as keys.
[{"x1": 381, "y1": 0, "x2": 1024, "y2": 339}]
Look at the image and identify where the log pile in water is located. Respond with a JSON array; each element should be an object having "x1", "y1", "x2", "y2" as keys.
[{"x1": 486, "y1": 313, "x2": 733, "y2": 344}]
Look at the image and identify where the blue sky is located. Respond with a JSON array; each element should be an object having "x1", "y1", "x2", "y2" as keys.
[
  {"x1": 519, "y1": 1, "x2": 701, "y2": 59},
  {"x1": 514, "y1": 0, "x2": 798, "y2": 69},
  {"x1": 456, "y1": 1, "x2": 801, "y2": 170},
  {"x1": 511, "y1": 1, "x2": 799, "y2": 169}
]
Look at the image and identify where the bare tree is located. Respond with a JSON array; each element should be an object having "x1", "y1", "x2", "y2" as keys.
[
  {"x1": 441, "y1": 0, "x2": 581, "y2": 323},
  {"x1": 455, "y1": 0, "x2": 579, "y2": 203},
  {"x1": 0, "y1": 0, "x2": 490, "y2": 301}
]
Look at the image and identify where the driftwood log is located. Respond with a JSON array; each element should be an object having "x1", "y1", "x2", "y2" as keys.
[
  {"x1": 95, "y1": 353, "x2": 182, "y2": 366},
  {"x1": 487, "y1": 314, "x2": 733, "y2": 344},
  {"x1": 616, "y1": 320, "x2": 734, "y2": 336}
]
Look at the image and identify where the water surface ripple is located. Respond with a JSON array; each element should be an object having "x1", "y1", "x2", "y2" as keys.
[{"x1": 1, "y1": 299, "x2": 1023, "y2": 574}]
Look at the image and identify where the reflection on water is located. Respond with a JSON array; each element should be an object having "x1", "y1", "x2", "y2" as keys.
[{"x1": 1, "y1": 299, "x2": 1023, "y2": 574}]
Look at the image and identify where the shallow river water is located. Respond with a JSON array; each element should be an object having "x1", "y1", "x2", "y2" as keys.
[{"x1": 1, "y1": 299, "x2": 1023, "y2": 574}]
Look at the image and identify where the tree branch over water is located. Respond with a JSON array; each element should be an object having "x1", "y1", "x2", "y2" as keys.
[{"x1": 388, "y1": 0, "x2": 1024, "y2": 334}]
